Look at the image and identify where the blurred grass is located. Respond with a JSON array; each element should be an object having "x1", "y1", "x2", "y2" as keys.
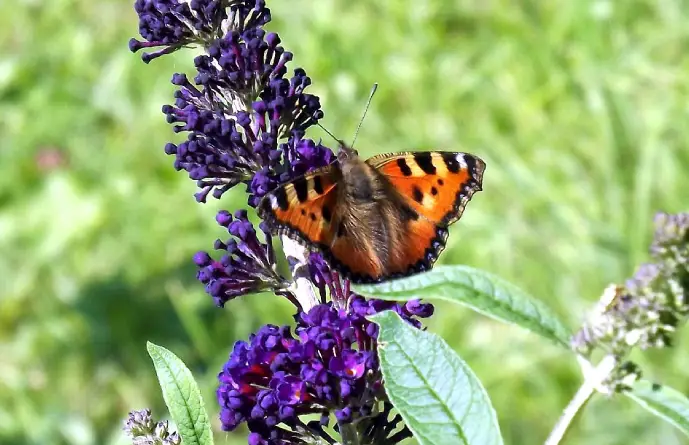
[{"x1": 1, "y1": 0, "x2": 688, "y2": 444}]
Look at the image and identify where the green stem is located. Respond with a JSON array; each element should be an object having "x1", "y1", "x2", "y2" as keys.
[
  {"x1": 338, "y1": 422, "x2": 360, "y2": 445},
  {"x1": 544, "y1": 355, "x2": 617, "y2": 445}
]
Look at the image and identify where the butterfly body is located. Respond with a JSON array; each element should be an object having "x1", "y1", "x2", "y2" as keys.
[{"x1": 258, "y1": 144, "x2": 485, "y2": 283}]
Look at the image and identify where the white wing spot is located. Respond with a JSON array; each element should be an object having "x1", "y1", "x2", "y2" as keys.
[{"x1": 455, "y1": 153, "x2": 468, "y2": 169}]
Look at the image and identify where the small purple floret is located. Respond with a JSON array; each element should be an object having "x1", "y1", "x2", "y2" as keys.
[{"x1": 195, "y1": 210, "x2": 287, "y2": 306}]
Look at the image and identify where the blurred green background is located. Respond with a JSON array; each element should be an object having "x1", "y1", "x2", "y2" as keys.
[{"x1": 2, "y1": 0, "x2": 689, "y2": 444}]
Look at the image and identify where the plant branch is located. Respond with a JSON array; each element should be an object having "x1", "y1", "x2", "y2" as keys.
[
  {"x1": 282, "y1": 235, "x2": 319, "y2": 311},
  {"x1": 337, "y1": 422, "x2": 360, "y2": 445},
  {"x1": 544, "y1": 354, "x2": 618, "y2": 445}
]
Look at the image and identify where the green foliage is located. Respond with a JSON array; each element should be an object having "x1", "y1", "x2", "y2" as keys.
[
  {"x1": 147, "y1": 342, "x2": 214, "y2": 445},
  {"x1": 356, "y1": 265, "x2": 571, "y2": 347},
  {"x1": 1, "y1": 0, "x2": 688, "y2": 444},
  {"x1": 626, "y1": 380, "x2": 689, "y2": 438},
  {"x1": 371, "y1": 311, "x2": 503, "y2": 445}
]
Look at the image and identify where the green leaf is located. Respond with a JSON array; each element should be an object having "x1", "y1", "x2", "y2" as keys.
[
  {"x1": 147, "y1": 342, "x2": 214, "y2": 445},
  {"x1": 626, "y1": 380, "x2": 689, "y2": 437},
  {"x1": 370, "y1": 310, "x2": 503, "y2": 445},
  {"x1": 355, "y1": 265, "x2": 571, "y2": 347}
]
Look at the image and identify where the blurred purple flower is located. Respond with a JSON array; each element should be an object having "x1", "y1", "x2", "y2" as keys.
[
  {"x1": 650, "y1": 212, "x2": 689, "y2": 268},
  {"x1": 572, "y1": 212, "x2": 689, "y2": 390},
  {"x1": 123, "y1": 409, "x2": 181, "y2": 445}
]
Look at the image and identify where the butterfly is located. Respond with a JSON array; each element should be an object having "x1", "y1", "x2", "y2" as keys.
[{"x1": 257, "y1": 143, "x2": 485, "y2": 283}]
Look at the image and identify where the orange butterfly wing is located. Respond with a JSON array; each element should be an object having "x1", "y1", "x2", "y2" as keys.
[
  {"x1": 258, "y1": 166, "x2": 386, "y2": 279},
  {"x1": 259, "y1": 151, "x2": 485, "y2": 284},
  {"x1": 366, "y1": 151, "x2": 485, "y2": 226},
  {"x1": 366, "y1": 151, "x2": 485, "y2": 280},
  {"x1": 384, "y1": 217, "x2": 448, "y2": 278},
  {"x1": 330, "y1": 229, "x2": 384, "y2": 278},
  {"x1": 257, "y1": 166, "x2": 341, "y2": 249}
]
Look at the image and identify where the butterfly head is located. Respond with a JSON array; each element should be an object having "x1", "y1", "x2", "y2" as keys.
[{"x1": 336, "y1": 141, "x2": 359, "y2": 164}]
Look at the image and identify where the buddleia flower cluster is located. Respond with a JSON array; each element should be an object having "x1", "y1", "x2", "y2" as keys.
[
  {"x1": 572, "y1": 212, "x2": 689, "y2": 392},
  {"x1": 129, "y1": 1, "x2": 433, "y2": 443},
  {"x1": 123, "y1": 409, "x2": 181, "y2": 445}
]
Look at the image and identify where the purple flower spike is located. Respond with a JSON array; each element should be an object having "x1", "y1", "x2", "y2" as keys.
[
  {"x1": 162, "y1": 75, "x2": 283, "y2": 203},
  {"x1": 123, "y1": 409, "x2": 181, "y2": 445},
  {"x1": 217, "y1": 296, "x2": 432, "y2": 443},
  {"x1": 260, "y1": 70, "x2": 324, "y2": 139},
  {"x1": 129, "y1": 0, "x2": 439, "y2": 443},
  {"x1": 130, "y1": 0, "x2": 229, "y2": 63},
  {"x1": 132, "y1": 0, "x2": 330, "y2": 204},
  {"x1": 650, "y1": 212, "x2": 689, "y2": 265},
  {"x1": 194, "y1": 210, "x2": 290, "y2": 306},
  {"x1": 130, "y1": 0, "x2": 272, "y2": 63},
  {"x1": 161, "y1": 34, "x2": 327, "y2": 203},
  {"x1": 195, "y1": 30, "x2": 292, "y2": 105},
  {"x1": 572, "y1": 212, "x2": 689, "y2": 373}
]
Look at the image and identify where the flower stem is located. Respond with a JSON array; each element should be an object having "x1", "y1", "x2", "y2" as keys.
[
  {"x1": 544, "y1": 354, "x2": 617, "y2": 445},
  {"x1": 338, "y1": 422, "x2": 360, "y2": 445},
  {"x1": 281, "y1": 235, "x2": 319, "y2": 311}
]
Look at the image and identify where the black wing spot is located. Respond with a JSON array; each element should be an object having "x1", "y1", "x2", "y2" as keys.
[
  {"x1": 412, "y1": 186, "x2": 424, "y2": 203},
  {"x1": 401, "y1": 204, "x2": 419, "y2": 221},
  {"x1": 442, "y1": 153, "x2": 460, "y2": 173},
  {"x1": 274, "y1": 187, "x2": 289, "y2": 210},
  {"x1": 464, "y1": 155, "x2": 476, "y2": 175},
  {"x1": 300, "y1": 209, "x2": 306, "y2": 216},
  {"x1": 431, "y1": 186, "x2": 438, "y2": 195},
  {"x1": 414, "y1": 152, "x2": 436, "y2": 174},
  {"x1": 309, "y1": 212, "x2": 317, "y2": 221},
  {"x1": 293, "y1": 177, "x2": 309, "y2": 202},
  {"x1": 313, "y1": 175, "x2": 324, "y2": 195},
  {"x1": 437, "y1": 178, "x2": 444, "y2": 186},
  {"x1": 397, "y1": 158, "x2": 413, "y2": 176}
]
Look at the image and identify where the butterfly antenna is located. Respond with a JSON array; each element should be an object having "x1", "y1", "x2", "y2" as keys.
[
  {"x1": 315, "y1": 120, "x2": 343, "y2": 145},
  {"x1": 351, "y1": 83, "x2": 378, "y2": 149}
]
